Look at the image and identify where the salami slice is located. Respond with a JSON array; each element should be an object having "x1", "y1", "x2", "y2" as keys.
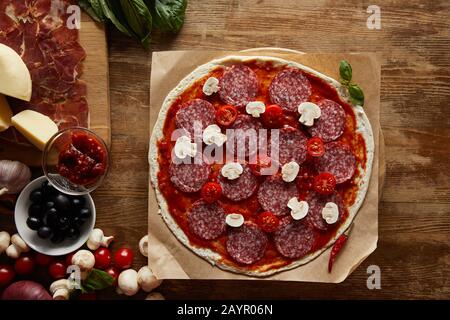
[
  {"x1": 175, "y1": 99, "x2": 215, "y2": 138},
  {"x1": 306, "y1": 192, "x2": 344, "y2": 231},
  {"x1": 169, "y1": 161, "x2": 211, "y2": 193},
  {"x1": 274, "y1": 216, "x2": 315, "y2": 259},
  {"x1": 218, "y1": 164, "x2": 258, "y2": 201},
  {"x1": 257, "y1": 175, "x2": 298, "y2": 216},
  {"x1": 308, "y1": 99, "x2": 346, "y2": 142},
  {"x1": 270, "y1": 126, "x2": 307, "y2": 166},
  {"x1": 219, "y1": 64, "x2": 258, "y2": 107},
  {"x1": 188, "y1": 200, "x2": 227, "y2": 240},
  {"x1": 226, "y1": 222, "x2": 268, "y2": 265},
  {"x1": 229, "y1": 114, "x2": 265, "y2": 159},
  {"x1": 315, "y1": 142, "x2": 356, "y2": 184},
  {"x1": 269, "y1": 68, "x2": 312, "y2": 112}
]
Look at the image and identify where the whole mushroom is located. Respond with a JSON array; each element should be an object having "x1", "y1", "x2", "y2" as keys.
[
  {"x1": 6, "y1": 233, "x2": 29, "y2": 259},
  {"x1": 137, "y1": 266, "x2": 161, "y2": 292},
  {"x1": 71, "y1": 250, "x2": 95, "y2": 280},
  {"x1": 50, "y1": 279, "x2": 74, "y2": 300},
  {"x1": 0, "y1": 231, "x2": 10, "y2": 255},
  {"x1": 117, "y1": 269, "x2": 139, "y2": 296},
  {"x1": 145, "y1": 292, "x2": 165, "y2": 300},
  {"x1": 139, "y1": 235, "x2": 149, "y2": 257}
]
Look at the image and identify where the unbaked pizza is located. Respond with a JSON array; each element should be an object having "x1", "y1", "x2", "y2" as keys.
[{"x1": 149, "y1": 55, "x2": 374, "y2": 276}]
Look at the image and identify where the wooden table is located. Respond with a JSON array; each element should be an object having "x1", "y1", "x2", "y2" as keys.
[{"x1": 2, "y1": 0, "x2": 449, "y2": 299}]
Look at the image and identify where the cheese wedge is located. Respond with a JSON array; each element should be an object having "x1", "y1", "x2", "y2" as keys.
[
  {"x1": 0, "y1": 43, "x2": 32, "y2": 101},
  {"x1": 0, "y1": 94, "x2": 13, "y2": 132},
  {"x1": 11, "y1": 110, "x2": 58, "y2": 150}
]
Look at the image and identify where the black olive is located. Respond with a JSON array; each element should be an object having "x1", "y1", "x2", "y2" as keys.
[
  {"x1": 71, "y1": 216, "x2": 86, "y2": 228},
  {"x1": 71, "y1": 197, "x2": 85, "y2": 209},
  {"x1": 79, "y1": 208, "x2": 91, "y2": 219},
  {"x1": 26, "y1": 216, "x2": 41, "y2": 230},
  {"x1": 56, "y1": 216, "x2": 70, "y2": 231},
  {"x1": 28, "y1": 203, "x2": 43, "y2": 217},
  {"x1": 66, "y1": 227, "x2": 80, "y2": 239},
  {"x1": 29, "y1": 189, "x2": 43, "y2": 203},
  {"x1": 45, "y1": 201, "x2": 55, "y2": 210},
  {"x1": 45, "y1": 208, "x2": 59, "y2": 228},
  {"x1": 37, "y1": 226, "x2": 52, "y2": 239},
  {"x1": 54, "y1": 194, "x2": 71, "y2": 212},
  {"x1": 50, "y1": 232, "x2": 65, "y2": 244}
]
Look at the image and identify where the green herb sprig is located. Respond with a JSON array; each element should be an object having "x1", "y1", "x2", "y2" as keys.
[{"x1": 339, "y1": 60, "x2": 365, "y2": 106}]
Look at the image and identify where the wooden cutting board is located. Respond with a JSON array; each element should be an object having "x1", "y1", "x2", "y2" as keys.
[{"x1": 0, "y1": 13, "x2": 110, "y2": 166}]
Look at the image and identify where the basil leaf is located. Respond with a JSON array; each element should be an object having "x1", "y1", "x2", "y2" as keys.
[
  {"x1": 151, "y1": 0, "x2": 187, "y2": 33},
  {"x1": 348, "y1": 83, "x2": 365, "y2": 106},
  {"x1": 119, "y1": 0, "x2": 153, "y2": 48},
  {"x1": 78, "y1": 0, "x2": 103, "y2": 22},
  {"x1": 339, "y1": 60, "x2": 352, "y2": 84},
  {"x1": 98, "y1": 0, "x2": 133, "y2": 36},
  {"x1": 88, "y1": 0, "x2": 106, "y2": 22},
  {"x1": 81, "y1": 269, "x2": 114, "y2": 293}
]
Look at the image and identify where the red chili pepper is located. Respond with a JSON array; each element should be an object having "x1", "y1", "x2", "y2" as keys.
[{"x1": 328, "y1": 224, "x2": 353, "y2": 273}]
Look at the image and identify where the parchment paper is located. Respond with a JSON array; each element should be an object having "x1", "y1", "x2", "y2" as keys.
[{"x1": 148, "y1": 50, "x2": 380, "y2": 282}]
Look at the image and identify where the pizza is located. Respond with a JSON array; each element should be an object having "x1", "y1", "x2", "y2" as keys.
[{"x1": 149, "y1": 55, "x2": 374, "y2": 276}]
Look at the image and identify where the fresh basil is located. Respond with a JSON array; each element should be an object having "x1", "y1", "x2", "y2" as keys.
[
  {"x1": 348, "y1": 83, "x2": 365, "y2": 106},
  {"x1": 80, "y1": 269, "x2": 115, "y2": 293},
  {"x1": 89, "y1": 0, "x2": 106, "y2": 22},
  {"x1": 98, "y1": 0, "x2": 133, "y2": 36},
  {"x1": 79, "y1": 0, "x2": 104, "y2": 22},
  {"x1": 120, "y1": 0, "x2": 153, "y2": 48},
  {"x1": 339, "y1": 60, "x2": 352, "y2": 85},
  {"x1": 151, "y1": 0, "x2": 187, "y2": 33}
]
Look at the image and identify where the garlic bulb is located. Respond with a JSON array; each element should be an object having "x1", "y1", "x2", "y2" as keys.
[{"x1": 0, "y1": 160, "x2": 31, "y2": 195}]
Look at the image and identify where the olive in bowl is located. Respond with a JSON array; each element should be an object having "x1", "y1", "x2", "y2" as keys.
[{"x1": 15, "y1": 176, "x2": 96, "y2": 256}]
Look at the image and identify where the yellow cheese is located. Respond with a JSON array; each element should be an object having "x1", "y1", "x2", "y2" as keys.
[
  {"x1": 11, "y1": 110, "x2": 58, "y2": 151},
  {"x1": 0, "y1": 94, "x2": 13, "y2": 132},
  {"x1": 0, "y1": 44, "x2": 32, "y2": 101}
]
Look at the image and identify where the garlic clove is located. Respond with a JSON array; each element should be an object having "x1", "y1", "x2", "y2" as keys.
[{"x1": 0, "y1": 160, "x2": 31, "y2": 195}]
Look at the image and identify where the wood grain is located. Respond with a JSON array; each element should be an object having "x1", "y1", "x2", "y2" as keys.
[{"x1": 1, "y1": 0, "x2": 450, "y2": 299}]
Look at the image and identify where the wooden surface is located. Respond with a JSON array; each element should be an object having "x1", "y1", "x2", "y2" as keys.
[
  {"x1": 1, "y1": 0, "x2": 449, "y2": 299},
  {"x1": 0, "y1": 13, "x2": 110, "y2": 166}
]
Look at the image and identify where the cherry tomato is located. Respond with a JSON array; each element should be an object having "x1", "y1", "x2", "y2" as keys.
[
  {"x1": 14, "y1": 254, "x2": 36, "y2": 275},
  {"x1": 94, "y1": 248, "x2": 112, "y2": 269},
  {"x1": 215, "y1": 105, "x2": 237, "y2": 127},
  {"x1": 65, "y1": 252, "x2": 75, "y2": 266},
  {"x1": 307, "y1": 137, "x2": 325, "y2": 157},
  {"x1": 78, "y1": 292, "x2": 97, "y2": 300},
  {"x1": 105, "y1": 266, "x2": 119, "y2": 286},
  {"x1": 249, "y1": 155, "x2": 272, "y2": 176},
  {"x1": 200, "y1": 182, "x2": 222, "y2": 203},
  {"x1": 35, "y1": 253, "x2": 54, "y2": 266},
  {"x1": 313, "y1": 172, "x2": 337, "y2": 195},
  {"x1": 256, "y1": 211, "x2": 280, "y2": 233},
  {"x1": 48, "y1": 261, "x2": 67, "y2": 280},
  {"x1": 0, "y1": 264, "x2": 15, "y2": 287},
  {"x1": 114, "y1": 248, "x2": 134, "y2": 270},
  {"x1": 261, "y1": 104, "x2": 283, "y2": 128}
]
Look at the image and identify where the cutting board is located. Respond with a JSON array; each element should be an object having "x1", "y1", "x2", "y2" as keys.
[{"x1": 0, "y1": 13, "x2": 110, "y2": 166}]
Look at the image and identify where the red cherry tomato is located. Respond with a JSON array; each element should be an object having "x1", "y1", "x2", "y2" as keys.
[
  {"x1": 256, "y1": 211, "x2": 280, "y2": 233},
  {"x1": 307, "y1": 137, "x2": 325, "y2": 157},
  {"x1": 105, "y1": 266, "x2": 119, "y2": 286},
  {"x1": 78, "y1": 292, "x2": 97, "y2": 300},
  {"x1": 313, "y1": 172, "x2": 337, "y2": 195},
  {"x1": 94, "y1": 248, "x2": 112, "y2": 269},
  {"x1": 0, "y1": 264, "x2": 15, "y2": 287},
  {"x1": 35, "y1": 253, "x2": 54, "y2": 266},
  {"x1": 261, "y1": 104, "x2": 283, "y2": 128},
  {"x1": 200, "y1": 182, "x2": 222, "y2": 203},
  {"x1": 14, "y1": 254, "x2": 36, "y2": 275},
  {"x1": 65, "y1": 252, "x2": 75, "y2": 266},
  {"x1": 114, "y1": 248, "x2": 134, "y2": 270},
  {"x1": 215, "y1": 105, "x2": 237, "y2": 127},
  {"x1": 249, "y1": 155, "x2": 272, "y2": 176},
  {"x1": 48, "y1": 261, "x2": 67, "y2": 280}
]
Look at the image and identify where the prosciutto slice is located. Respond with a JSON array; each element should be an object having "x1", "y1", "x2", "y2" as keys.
[{"x1": 0, "y1": 0, "x2": 88, "y2": 146}]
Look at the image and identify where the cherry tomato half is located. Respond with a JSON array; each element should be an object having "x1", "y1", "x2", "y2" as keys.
[
  {"x1": 256, "y1": 211, "x2": 280, "y2": 233},
  {"x1": 215, "y1": 105, "x2": 238, "y2": 127},
  {"x1": 0, "y1": 264, "x2": 15, "y2": 287},
  {"x1": 261, "y1": 104, "x2": 283, "y2": 128},
  {"x1": 200, "y1": 182, "x2": 222, "y2": 203},
  {"x1": 14, "y1": 254, "x2": 36, "y2": 275},
  {"x1": 65, "y1": 252, "x2": 75, "y2": 266},
  {"x1": 35, "y1": 253, "x2": 54, "y2": 266},
  {"x1": 313, "y1": 172, "x2": 337, "y2": 195},
  {"x1": 307, "y1": 137, "x2": 325, "y2": 157},
  {"x1": 94, "y1": 248, "x2": 112, "y2": 270},
  {"x1": 249, "y1": 155, "x2": 272, "y2": 176},
  {"x1": 105, "y1": 266, "x2": 119, "y2": 286},
  {"x1": 48, "y1": 261, "x2": 67, "y2": 280},
  {"x1": 114, "y1": 248, "x2": 134, "y2": 270}
]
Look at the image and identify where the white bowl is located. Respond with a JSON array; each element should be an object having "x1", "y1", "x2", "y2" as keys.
[{"x1": 15, "y1": 176, "x2": 96, "y2": 256}]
